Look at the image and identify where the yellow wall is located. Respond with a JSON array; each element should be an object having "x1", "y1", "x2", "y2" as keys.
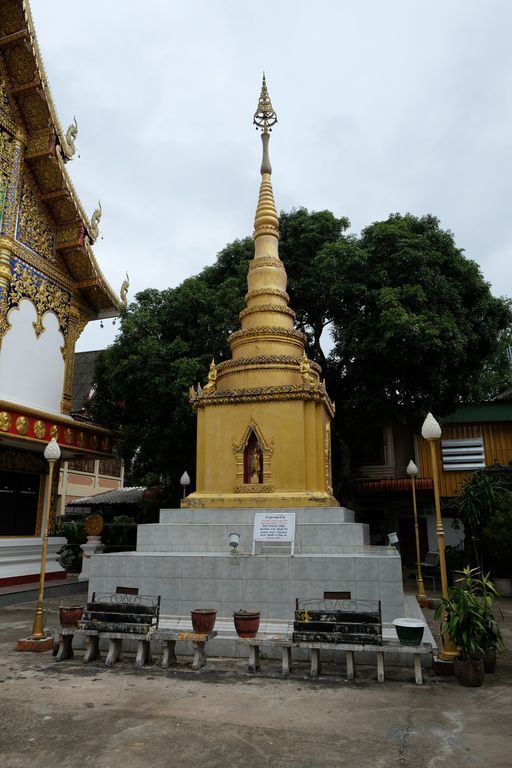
[{"x1": 417, "y1": 422, "x2": 512, "y2": 497}]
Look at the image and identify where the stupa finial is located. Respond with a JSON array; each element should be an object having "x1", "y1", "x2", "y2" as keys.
[
  {"x1": 253, "y1": 72, "x2": 278, "y2": 134},
  {"x1": 253, "y1": 74, "x2": 277, "y2": 177}
]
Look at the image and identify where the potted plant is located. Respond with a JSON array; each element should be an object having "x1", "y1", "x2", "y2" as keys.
[
  {"x1": 233, "y1": 609, "x2": 260, "y2": 638},
  {"x1": 434, "y1": 567, "x2": 501, "y2": 686}
]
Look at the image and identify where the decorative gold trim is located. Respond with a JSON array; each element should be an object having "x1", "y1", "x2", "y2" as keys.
[
  {"x1": 229, "y1": 326, "x2": 306, "y2": 343},
  {"x1": 239, "y1": 304, "x2": 295, "y2": 321},
  {"x1": 194, "y1": 386, "x2": 335, "y2": 417},
  {"x1": 248, "y1": 258, "x2": 284, "y2": 271},
  {"x1": 0, "y1": 399, "x2": 112, "y2": 433},
  {"x1": 325, "y1": 422, "x2": 333, "y2": 495},
  {"x1": 33, "y1": 419, "x2": 45, "y2": 438},
  {"x1": 0, "y1": 411, "x2": 12, "y2": 431},
  {"x1": 0, "y1": 448, "x2": 47, "y2": 474},
  {"x1": 9, "y1": 259, "x2": 71, "y2": 337},
  {"x1": 15, "y1": 415, "x2": 28, "y2": 435},
  {"x1": 245, "y1": 287, "x2": 289, "y2": 302},
  {"x1": 217, "y1": 354, "x2": 301, "y2": 372},
  {"x1": 233, "y1": 484, "x2": 274, "y2": 493}
]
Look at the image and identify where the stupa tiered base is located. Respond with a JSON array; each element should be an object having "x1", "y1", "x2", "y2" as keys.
[{"x1": 89, "y1": 507, "x2": 405, "y2": 628}]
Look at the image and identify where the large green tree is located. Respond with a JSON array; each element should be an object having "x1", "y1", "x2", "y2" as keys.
[{"x1": 93, "y1": 210, "x2": 512, "y2": 503}]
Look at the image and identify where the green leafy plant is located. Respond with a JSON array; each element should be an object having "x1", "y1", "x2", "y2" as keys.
[
  {"x1": 435, "y1": 566, "x2": 502, "y2": 659},
  {"x1": 448, "y1": 470, "x2": 505, "y2": 566},
  {"x1": 480, "y1": 490, "x2": 512, "y2": 578},
  {"x1": 54, "y1": 520, "x2": 86, "y2": 545}
]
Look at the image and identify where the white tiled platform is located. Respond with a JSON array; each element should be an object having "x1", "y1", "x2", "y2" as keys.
[{"x1": 88, "y1": 506, "x2": 407, "y2": 634}]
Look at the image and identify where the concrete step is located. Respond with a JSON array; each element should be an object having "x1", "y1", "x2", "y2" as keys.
[{"x1": 0, "y1": 576, "x2": 87, "y2": 606}]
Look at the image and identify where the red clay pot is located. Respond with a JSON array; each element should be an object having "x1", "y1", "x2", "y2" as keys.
[
  {"x1": 233, "y1": 611, "x2": 260, "y2": 638},
  {"x1": 191, "y1": 609, "x2": 217, "y2": 634},
  {"x1": 59, "y1": 605, "x2": 84, "y2": 628}
]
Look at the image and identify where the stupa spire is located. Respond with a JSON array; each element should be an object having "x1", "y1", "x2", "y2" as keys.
[
  {"x1": 183, "y1": 75, "x2": 337, "y2": 509},
  {"x1": 253, "y1": 74, "x2": 279, "y2": 240}
]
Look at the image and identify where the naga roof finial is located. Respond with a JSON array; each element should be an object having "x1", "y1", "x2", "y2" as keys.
[{"x1": 253, "y1": 73, "x2": 277, "y2": 134}]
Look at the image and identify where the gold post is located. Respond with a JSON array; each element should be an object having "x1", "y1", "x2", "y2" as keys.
[
  {"x1": 408, "y1": 466, "x2": 427, "y2": 601},
  {"x1": 30, "y1": 444, "x2": 59, "y2": 639},
  {"x1": 422, "y1": 414, "x2": 458, "y2": 661}
]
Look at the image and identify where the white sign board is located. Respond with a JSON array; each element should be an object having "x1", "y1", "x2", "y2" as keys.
[{"x1": 252, "y1": 513, "x2": 296, "y2": 555}]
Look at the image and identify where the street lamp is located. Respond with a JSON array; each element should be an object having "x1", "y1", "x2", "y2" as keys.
[
  {"x1": 180, "y1": 470, "x2": 191, "y2": 499},
  {"x1": 31, "y1": 437, "x2": 61, "y2": 640},
  {"x1": 421, "y1": 412, "x2": 457, "y2": 661},
  {"x1": 406, "y1": 459, "x2": 427, "y2": 602}
]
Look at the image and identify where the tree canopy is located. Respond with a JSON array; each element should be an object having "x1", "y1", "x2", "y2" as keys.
[{"x1": 92, "y1": 209, "x2": 512, "y2": 503}]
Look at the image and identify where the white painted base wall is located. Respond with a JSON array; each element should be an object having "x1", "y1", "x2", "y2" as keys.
[
  {"x1": 0, "y1": 537, "x2": 67, "y2": 584},
  {"x1": 0, "y1": 299, "x2": 64, "y2": 414}
]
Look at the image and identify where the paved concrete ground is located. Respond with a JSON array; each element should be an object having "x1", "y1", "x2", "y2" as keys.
[{"x1": 0, "y1": 591, "x2": 511, "y2": 768}]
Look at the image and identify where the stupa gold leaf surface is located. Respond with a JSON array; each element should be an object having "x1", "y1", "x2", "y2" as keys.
[{"x1": 183, "y1": 77, "x2": 338, "y2": 509}]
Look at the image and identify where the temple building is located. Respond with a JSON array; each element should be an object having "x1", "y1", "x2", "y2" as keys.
[
  {"x1": 184, "y1": 76, "x2": 337, "y2": 509},
  {"x1": 0, "y1": 1, "x2": 122, "y2": 586}
]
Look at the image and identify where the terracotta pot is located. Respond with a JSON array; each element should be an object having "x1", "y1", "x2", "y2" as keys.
[
  {"x1": 59, "y1": 605, "x2": 84, "y2": 628},
  {"x1": 453, "y1": 658, "x2": 485, "y2": 687},
  {"x1": 233, "y1": 611, "x2": 260, "y2": 638},
  {"x1": 191, "y1": 609, "x2": 217, "y2": 634}
]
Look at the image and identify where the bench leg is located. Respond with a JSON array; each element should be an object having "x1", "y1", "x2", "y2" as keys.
[
  {"x1": 84, "y1": 635, "x2": 100, "y2": 663},
  {"x1": 55, "y1": 633, "x2": 74, "y2": 662},
  {"x1": 377, "y1": 651, "x2": 384, "y2": 683},
  {"x1": 346, "y1": 650, "x2": 355, "y2": 680},
  {"x1": 105, "y1": 638, "x2": 122, "y2": 667},
  {"x1": 281, "y1": 646, "x2": 292, "y2": 677},
  {"x1": 248, "y1": 644, "x2": 260, "y2": 673},
  {"x1": 414, "y1": 654, "x2": 423, "y2": 685},
  {"x1": 310, "y1": 648, "x2": 321, "y2": 678},
  {"x1": 161, "y1": 640, "x2": 177, "y2": 669},
  {"x1": 192, "y1": 641, "x2": 206, "y2": 670},
  {"x1": 135, "y1": 639, "x2": 151, "y2": 669}
]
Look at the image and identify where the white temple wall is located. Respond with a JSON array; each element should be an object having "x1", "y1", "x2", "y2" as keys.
[{"x1": 0, "y1": 299, "x2": 65, "y2": 414}]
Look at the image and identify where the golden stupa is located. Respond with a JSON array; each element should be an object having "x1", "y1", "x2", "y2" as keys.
[{"x1": 183, "y1": 76, "x2": 338, "y2": 509}]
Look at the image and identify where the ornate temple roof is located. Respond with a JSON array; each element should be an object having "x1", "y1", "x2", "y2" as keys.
[{"x1": 0, "y1": 0, "x2": 120, "y2": 317}]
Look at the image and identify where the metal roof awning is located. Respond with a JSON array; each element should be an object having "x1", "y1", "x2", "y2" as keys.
[{"x1": 67, "y1": 487, "x2": 146, "y2": 507}]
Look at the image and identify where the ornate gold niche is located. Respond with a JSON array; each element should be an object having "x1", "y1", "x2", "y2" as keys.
[{"x1": 233, "y1": 420, "x2": 273, "y2": 493}]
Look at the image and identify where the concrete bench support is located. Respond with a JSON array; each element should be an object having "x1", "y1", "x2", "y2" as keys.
[
  {"x1": 304, "y1": 641, "x2": 430, "y2": 685},
  {"x1": 52, "y1": 628, "x2": 154, "y2": 669},
  {"x1": 153, "y1": 631, "x2": 217, "y2": 671},
  {"x1": 241, "y1": 636, "x2": 431, "y2": 685},
  {"x1": 83, "y1": 634, "x2": 100, "y2": 663},
  {"x1": 241, "y1": 637, "x2": 293, "y2": 677}
]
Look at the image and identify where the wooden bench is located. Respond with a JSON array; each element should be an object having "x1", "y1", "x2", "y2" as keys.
[
  {"x1": 240, "y1": 635, "x2": 432, "y2": 685},
  {"x1": 54, "y1": 590, "x2": 160, "y2": 669},
  {"x1": 152, "y1": 629, "x2": 217, "y2": 670}
]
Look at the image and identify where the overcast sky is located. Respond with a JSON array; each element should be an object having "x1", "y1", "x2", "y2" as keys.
[{"x1": 30, "y1": 0, "x2": 512, "y2": 352}]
